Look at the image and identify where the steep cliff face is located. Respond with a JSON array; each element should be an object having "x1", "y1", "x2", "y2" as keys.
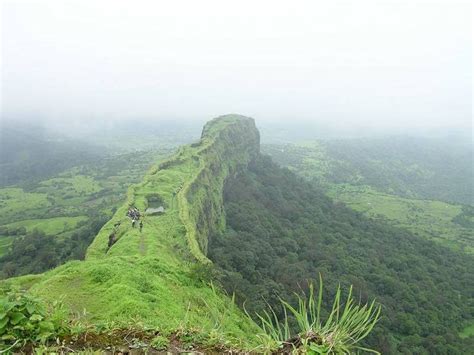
[
  {"x1": 2, "y1": 115, "x2": 262, "y2": 346},
  {"x1": 83, "y1": 114, "x2": 259, "y2": 262},
  {"x1": 184, "y1": 115, "x2": 260, "y2": 258}
]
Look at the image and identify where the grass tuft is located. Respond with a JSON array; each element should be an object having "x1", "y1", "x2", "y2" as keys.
[{"x1": 254, "y1": 274, "x2": 381, "y2": 354}]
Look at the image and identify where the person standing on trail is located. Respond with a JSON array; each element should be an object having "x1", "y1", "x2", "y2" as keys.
[{"x1": 139, "y1": 220, "x2": 143, "y2": 232}]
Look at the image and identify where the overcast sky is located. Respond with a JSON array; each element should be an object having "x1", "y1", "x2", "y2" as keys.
[{"x1": 1, "y1": 0, "x2": 472, "y2": 133}]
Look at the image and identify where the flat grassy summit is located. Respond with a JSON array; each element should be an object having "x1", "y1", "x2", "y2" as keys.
[{"x1": 2, "y1": 115, "x2": 261, "y2": 347}]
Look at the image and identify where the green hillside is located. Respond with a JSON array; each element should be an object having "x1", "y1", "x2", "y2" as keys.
[
  {"x1": 263, "y1": 142, "x2": 474, "y2": 253},
  {"x1": 1, "y1": 115, "x2": 262, "y2": 351},
  {"x1": 209, "y1": 156, "x2": 474, "y2": 354}
]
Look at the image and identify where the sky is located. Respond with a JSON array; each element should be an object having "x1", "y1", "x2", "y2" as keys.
[{"x1": 1, "y1": 0, "x2": 472, "y2": 134}]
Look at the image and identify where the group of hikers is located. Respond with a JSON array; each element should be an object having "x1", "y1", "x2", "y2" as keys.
[
  {"x1": 127, "y1": 206, "x2": 143, "y2": 231},
  {"x1": 107, "y1": 206, "x2": 145, "y2": 250}
]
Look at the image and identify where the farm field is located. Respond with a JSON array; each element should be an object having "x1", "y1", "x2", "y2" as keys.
[
  {"x1": 0, "y1": 188, "x2": 51, "y2": 224},
  {"x1": 327, "y1": 184, "x2": 473, "y2": 253},
  {"x1": 3, "y1": 216, "x2": 88, "y2": 237},
  {"x1": 0, "y1": 148, "x2": 172, "y2": 270}
]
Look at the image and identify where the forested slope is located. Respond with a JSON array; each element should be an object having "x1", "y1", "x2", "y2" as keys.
[
  {"x1": 209, "y1": 156, "x2": 474, "y2": 354},
  {"x1": 263, "y1": 139, "x2": 474, "y2": 253}
]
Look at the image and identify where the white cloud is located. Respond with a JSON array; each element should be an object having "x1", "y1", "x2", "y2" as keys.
[{"x1": 1, "y1": 0, "x2": 472, "y2": 131}]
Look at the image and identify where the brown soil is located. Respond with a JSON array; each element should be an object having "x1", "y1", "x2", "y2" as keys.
[{"x1": 18, "y1": 329, "x2": 247, "y2": 354}]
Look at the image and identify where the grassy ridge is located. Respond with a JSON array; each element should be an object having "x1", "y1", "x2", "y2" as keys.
[
  {"x1": 0, "y1": 149, "x2": 166, "y2": 260},
  {"x1": 2, "y1": 115, "x2": 262, "y2": 347}
]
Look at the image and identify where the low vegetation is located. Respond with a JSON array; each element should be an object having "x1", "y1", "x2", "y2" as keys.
[
  {"x1": 326, "y1": 184, "x2": 474, "y2": 253},
  {"x1": 1, "y1": 278, "x2": 382, "y2": 353},
  {"x1": 0, "y1": 289, "x2": 68, "y2": 351},
  {"x1": 0, "y1": 288, "x2": 249, "y2": 353},
  {"x1": 255, "y1": 277, "x2": 381, "y2": 354}
]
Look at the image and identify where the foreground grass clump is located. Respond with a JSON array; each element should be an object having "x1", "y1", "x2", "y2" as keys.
[
  {"x1": 255, "y1": 277, "x2": 381, "y2": 354},
  {"x1": 0, "y1": 288, "x2": 68, "y2": 351},
  {"x1": 0, "y1": 286, "x2": 258, "y2": 353},
  {"x1": 1, "y1": 279, "x2": 380, "y2": 353}
]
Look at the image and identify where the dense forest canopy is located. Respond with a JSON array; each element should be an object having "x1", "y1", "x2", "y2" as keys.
[{"x1": 209, "y1": 156, "x2": 474, "y2": 354}]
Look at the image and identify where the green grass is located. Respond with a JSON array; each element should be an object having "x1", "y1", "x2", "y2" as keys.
[
  {"x1": 39, "y1": 175, "x2": 102, "y2": 196},
  {"x1": 327, "y1": 184, "x2": 473, "y2": 253},
  {"x1": 460, "y1": 323, "x2": 474, "y2": 339},
  {"x1": 3, "y1": 216, "x2": 88, "y2": 236},
  {"x1": 0, "y1": 188, "x2": 51, "y2": 225},
  {"x1": 2, "y1": 115, "x2": 262, "y2": 349}
]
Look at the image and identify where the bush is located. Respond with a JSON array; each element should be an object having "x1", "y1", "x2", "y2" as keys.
[
  {"x1": 189, "y1": 262, "x2": 220, "y2": 285},
  {"x1": 0, "y1": 289, "x2": 67, "y2": 350}
]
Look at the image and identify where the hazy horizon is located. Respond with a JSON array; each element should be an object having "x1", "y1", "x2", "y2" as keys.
[{"x1": 1, "y1": 0, "x2": 472, "y2": 136}]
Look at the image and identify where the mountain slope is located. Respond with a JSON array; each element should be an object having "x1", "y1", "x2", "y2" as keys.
[
  {"x1": 209, "y1": 155, "x2": 474, "y2": 354},
  {"x1": 1, "y1": 115, "x2": 261, "y2": 348}
]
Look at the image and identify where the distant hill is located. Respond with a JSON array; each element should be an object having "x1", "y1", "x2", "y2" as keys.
[
  {"x1": 263, "y1": 137, "x2": 473, "y2": 205},
  {"x1": 0, "y1": 125, "x2": 103, "y2": 186}
]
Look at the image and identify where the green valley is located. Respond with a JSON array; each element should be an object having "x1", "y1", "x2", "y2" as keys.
[
  {"x1": 1, "y1": 116, "x2": 472, "y2": 353},
  {"x1": 3, "y1": 2, "x2": 471, "y2": 353},
  {"x1": 263, "y1": 141, "x2": 474, "y2": 253}
]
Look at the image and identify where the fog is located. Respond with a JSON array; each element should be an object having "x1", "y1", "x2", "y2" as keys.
[{"x1": 1, "y1": 0, "x2": 472, "y2": 137}]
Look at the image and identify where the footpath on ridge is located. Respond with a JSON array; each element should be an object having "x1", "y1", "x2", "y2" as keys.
[{"x1": 2, "y1": 114, "x2": 262, "y2": 345}]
